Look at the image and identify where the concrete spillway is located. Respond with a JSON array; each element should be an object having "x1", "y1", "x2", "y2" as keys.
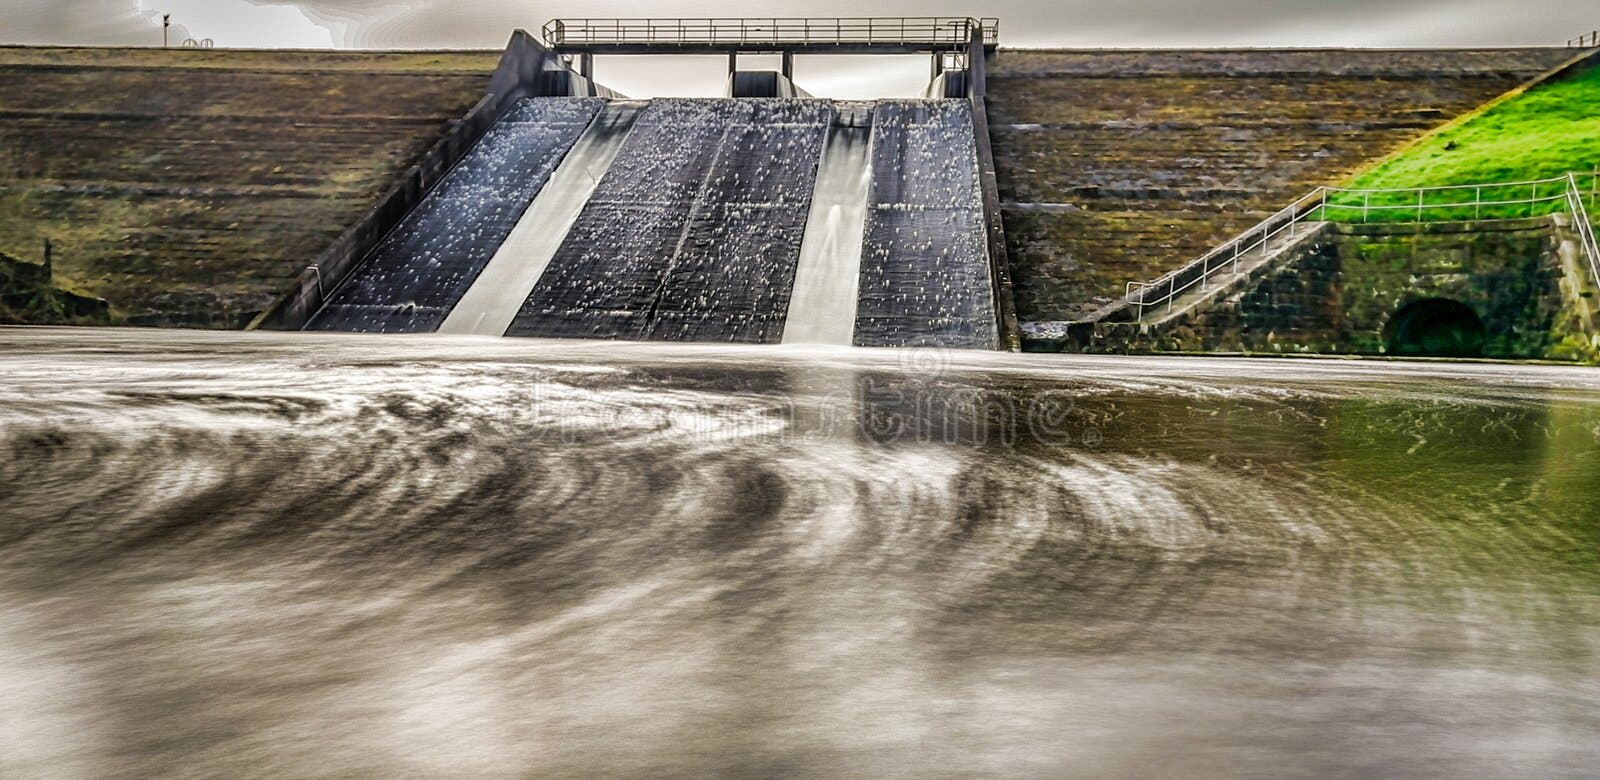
[
  {"x1": 437, "y1": 101, "x2": 644, "y2": 336},
  {"x1": 304, "y1": 96, "x2": 999, "y2": 349},
  {"x1": 854, "y1": 100, "x2": 998, "y2": 349},
  {"x1": 507, "y1": 99, "x2": 830, "y2": 343},
  {"x1": 305, "y1": 98, "x2": 604, "y2": 333},
  {"x1": 782, "y1": 106, "x2": 873, "y2": 345}
]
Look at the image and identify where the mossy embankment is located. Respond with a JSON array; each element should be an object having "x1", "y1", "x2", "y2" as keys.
[
  {"x1": 985, "y1": 48, "x2": 1577, "y2": 323},
  {"x1": 1344, "y1": 61, "x2": 1600, "y2": 194},
  {"x1": 0, "y1": 46, "x2": 500, "y2": 327}
]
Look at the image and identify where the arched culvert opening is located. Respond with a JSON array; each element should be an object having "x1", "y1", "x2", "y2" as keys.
[{"x1": 1385, "y1": 298, "x2": 1487, "y2": 358}]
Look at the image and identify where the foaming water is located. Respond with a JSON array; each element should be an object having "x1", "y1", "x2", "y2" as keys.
[{"x1": 2, "y1": 328, "x2": 1599, "y2": 776}]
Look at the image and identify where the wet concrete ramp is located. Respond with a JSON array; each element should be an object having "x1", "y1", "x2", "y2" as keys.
[
  {"x1": 853, "y1": 101, "x2": 999, "y2": 349},
  {"x1": 305, "y1": 98, "x2": 604, "y2": 332},
  {"x1": 507, "y1": 99, "x2": 830, "y2": 342}
]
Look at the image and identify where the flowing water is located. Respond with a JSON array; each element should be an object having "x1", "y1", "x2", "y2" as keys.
[
  {"x1": 784, "y1": 118, "x2": 872, "y2": 345},
  {"x1": 2, "y1": 327, "x2": 1599, "y2": 777},
  {"x1": 438, "y1": 102, "x2": 645, "y2": 337}
]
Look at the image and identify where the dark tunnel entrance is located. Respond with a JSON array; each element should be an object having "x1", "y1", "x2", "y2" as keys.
[{"x1": 1386, "y1": 299, "x2": 1487, "y2": 358}]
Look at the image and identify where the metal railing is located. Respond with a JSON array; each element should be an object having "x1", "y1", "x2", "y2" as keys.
[
  {"x1": 1126, "y1": 189, "x2": 1329, "y2": 320},
  {"x1": 1565, "y1": 172, "x2": 1600, "y2": 298},
  {"x1": 1125, "y1": 173, "x2": 1600, "y2": 321},
  {"x1": 1570, "y1": 30, "x2": 1599, "y2": 48},
  {"x1": 541, "y1": 17, "x2": 999, "y2": 49}
]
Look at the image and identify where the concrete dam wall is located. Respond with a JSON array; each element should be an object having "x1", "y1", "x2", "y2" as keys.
[{"x1": 302, "y1": 96, "x2": 1002, "y2": 348}]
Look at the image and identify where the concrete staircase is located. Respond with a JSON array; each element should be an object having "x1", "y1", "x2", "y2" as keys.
[{"x1": 1089, "y1": 223, "x2": 1330, "y2": 347}]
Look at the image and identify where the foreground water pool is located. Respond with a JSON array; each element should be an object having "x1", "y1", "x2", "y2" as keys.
[{"x1": 1, "y1": 327, "x2": 1598, "y2": 777}]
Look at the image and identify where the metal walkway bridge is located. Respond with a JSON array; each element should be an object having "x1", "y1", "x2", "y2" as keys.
[{"x1": 541, "y1": 17, "x2": 999, "y2": 55}]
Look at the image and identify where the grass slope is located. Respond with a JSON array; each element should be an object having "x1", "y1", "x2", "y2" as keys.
[{"x1": 1343, "y1": 62, "x2": 1600, "y2": 202}]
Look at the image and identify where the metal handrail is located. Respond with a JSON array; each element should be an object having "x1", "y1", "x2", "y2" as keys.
[
  {"x1": 1566, "y1": 173, "x2": 1600, "y2": 295},
  {"x1": 1124, "y1": 173, "x2": 1600, "y2": 321},
  {"x1": 1569, "y1": 30, "x2": 1599, "y2": 48},
  {"x1": 1126, "y1": 189, "x2": 1328, "y2": 319},
  {"x1": 541, "y1": 17, "x2": 996, "y2": 48}
]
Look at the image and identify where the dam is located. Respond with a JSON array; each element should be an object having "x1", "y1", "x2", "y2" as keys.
[
  {"x1": 292, "y1": 18, "x2": 1009, "y2": 349},
  {"x1": 5, "y1": 13, "x2": 1600, "y2": 776},
  {"x1": 1, "y1": 19, "x2": 1593, "y2": 356}
]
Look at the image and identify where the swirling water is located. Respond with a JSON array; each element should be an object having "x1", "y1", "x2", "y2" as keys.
[{"x1": 1, "y1": 327, "x2": 1599, "y2": 777}]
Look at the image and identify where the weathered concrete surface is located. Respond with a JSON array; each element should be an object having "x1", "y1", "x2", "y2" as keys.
[
  {"x1": 0, "y1": 45, "x2": 502, "y2": 327},
  {"x1": 986, "y1": 48, "x2": 1577, "y2": 325},
  {"x1": 509, "y1": 99, "x2": 829, "y2": 343},
  {"x1": 265, "y1": 31, "x2": 611, "y2": 331},
  {"x1": 854, "y1": 100, "x2": 999, "y2": 349},
  {"x1": 305, "y1": 98, "x2": 604, "y2": 333},
  {"x1": 1078, "y1": 218, "x2": 1599, "y2": 360}
]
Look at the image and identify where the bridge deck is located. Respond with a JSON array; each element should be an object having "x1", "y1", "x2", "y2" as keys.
[{"x1": 542, "y1": 17, "x2": 998, "y2": 55}]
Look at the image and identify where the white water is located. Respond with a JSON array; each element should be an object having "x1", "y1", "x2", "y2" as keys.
[
  {"x1": 782, "y1": 115, "x2": 872, "y2": 345},
  {"x1": 438, "y1": 101, "x2": 645, "y2": 336}
]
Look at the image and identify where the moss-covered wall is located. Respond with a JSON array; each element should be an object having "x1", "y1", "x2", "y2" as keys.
[
  {"x1": 1083, "y1": 219, "x2": 1598, "y2": 360},
  {"x1": 0, "y1": 46, "x2": 500, "y2": 327}
]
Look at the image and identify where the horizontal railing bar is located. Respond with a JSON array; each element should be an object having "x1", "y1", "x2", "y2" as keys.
[
  {"x1": 1324, "y1": 198, "x2": 1570, "y2": 210},
  {"x1": 542, "y1": 17, "x2": 990, "y2": 47},
  {"x1": 1122, "y1": 170, "x2": 1600, "y2": 318},
  {"x1": 1323, "y1": 176, "x2": 1575, "y2": 194}
]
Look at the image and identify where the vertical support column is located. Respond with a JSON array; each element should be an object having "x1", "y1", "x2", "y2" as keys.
[
  {"x1": 577, "y1": 53, "x2": 594, "y2": 79},
  {"x1": 963, "y1": 27, "x2": 1020, "y2": 351},
  {"x1": 781, "y1": 50, "x2": 794, "y2": 80},
  {"x1": 728, "y1": 51, "x2": 738, "y2": 74}
]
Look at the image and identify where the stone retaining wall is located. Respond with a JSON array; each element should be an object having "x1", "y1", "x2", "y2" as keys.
[{"x1": 1084, "y1": 218, "x2": 1598, "y2": 360}]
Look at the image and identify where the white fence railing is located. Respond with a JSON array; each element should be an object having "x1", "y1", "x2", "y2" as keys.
[
  {"x1": 1124, "y1": 173, "x2": 1600, "y2": 321},
  {"x1": 1570, "y1": 30, "x2": 1599, "y2": 48}
]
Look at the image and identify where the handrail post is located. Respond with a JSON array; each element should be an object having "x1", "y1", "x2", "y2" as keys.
[
  {"x1": 1475, "y1": 185, "x2": 1482, "y2": 221},
  {"x1": 1363, "y1": 191, "x2": 1370, "y2": 223},
  {"x1": 1416, "y1": 188, "x2": 1424, "y2": 223}
]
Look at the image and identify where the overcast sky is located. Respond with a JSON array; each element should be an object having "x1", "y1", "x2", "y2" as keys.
[{"x1": 4, "y1": 1, "x2": 1596, "y2": 96}]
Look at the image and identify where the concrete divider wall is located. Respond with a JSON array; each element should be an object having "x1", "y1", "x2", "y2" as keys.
[
  {"x1": 250, "y1": 30, "x2": 611, "y2": 330},
  {"x1": 965, "y1": 30, "x2": 1022, "y2": 351}
]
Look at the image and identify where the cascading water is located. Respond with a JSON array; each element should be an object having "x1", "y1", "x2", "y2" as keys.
[
  {"x1": 438, "y1": 101, "x2": 646, "y2": 337},
  {"x1": 783, "y1": 105, "x2": 873, "y2": 346}
]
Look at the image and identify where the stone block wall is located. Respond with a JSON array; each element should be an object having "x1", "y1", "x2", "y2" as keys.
[{"x1": 1086, "y1": 218, "x2": 1596, "y2": 359}]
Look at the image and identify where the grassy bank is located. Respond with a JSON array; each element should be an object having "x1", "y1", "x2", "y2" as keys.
[{"x1": 1328, "y1": 62, "x2": 1600, "y2": 220}]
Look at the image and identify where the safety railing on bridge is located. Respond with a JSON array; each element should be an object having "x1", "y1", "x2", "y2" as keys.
[
  {"x1": 541, "y1": 17, "x2": 999, "y2": 49},
  {"x1": 1570, "y1": 29, "x2": 1599, "y2": 48},
  {"x1": 1125, "y1": 173, "x2": 1600, "y2": 321}
]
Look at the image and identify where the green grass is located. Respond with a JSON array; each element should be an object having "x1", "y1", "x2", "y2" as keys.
[{"x1": 1328, "y1": 62, "x2": 1600, "y2": 221}]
